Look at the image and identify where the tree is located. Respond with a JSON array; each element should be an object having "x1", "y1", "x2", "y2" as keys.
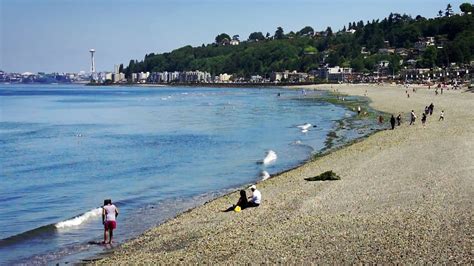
[
  {"x1": 232, "y1": 35, "x2": 240, "y2": 41},
  {"x1": 445, "y1": 4, "x2": 453, "y2": 17},
  {"x1": 421, "y1": 46, "x2": 438, "y2": 67},
  {"x1": 460, "y1": 3, "x2": 473, "y2": 14},
  {"x1": 274, "y1": 27, "x2": 285, "y2": 39},
  {"x1": 438, "y1": 10, "x2": 443, "y2": 17},
  {"x1": 266, "y1": 32, "x2": 271, "y2": 39},
  {"x1": 325, "y1": 26, "x2": 333, "y2": 37},
  {"x1": 215, "y1": 33, "x2": 231, "y2": 44},
  {"x1": 248, "y1": 32, "x2": 265, "y2": 41},
  {"x1": 298, "y1": 26, "x2": 314, "y2": 36},
  {"x1": 303, "y1": 46, "x2": 317, "y2": 54}
]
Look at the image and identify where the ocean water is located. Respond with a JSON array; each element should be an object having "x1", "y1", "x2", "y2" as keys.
[{"x1": 0, "y1": 84, "x2": 362, "y2": 264}]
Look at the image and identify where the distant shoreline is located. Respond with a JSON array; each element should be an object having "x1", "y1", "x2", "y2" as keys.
[{"x1": 86, "y1": 81, "x2": 336, "y2": 88}]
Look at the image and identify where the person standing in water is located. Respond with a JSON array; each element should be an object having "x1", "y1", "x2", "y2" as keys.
[
  {"x1": 357, "y1": 106, "x2": 361, "y2": 115},
  {"x1": 102, "y1": 199, "x2": 119, "y2": 244}
]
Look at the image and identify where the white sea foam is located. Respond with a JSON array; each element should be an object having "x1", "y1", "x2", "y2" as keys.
[
  {"x1": 263, "y1": 150, "x2": 277, "y2": 165},
  {"x1": 260, "y1": 171, "x2": 270, "y2": 180},
  {"x1": 297, "y1": 123, "x2": 312, "y2": 130},
  {"x1": 55, "y1": 208, "x2": 102, "y2": 229}
]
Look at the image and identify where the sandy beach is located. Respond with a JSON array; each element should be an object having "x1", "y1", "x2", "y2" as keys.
[{"x1": 97, "y1": 84, "x2": 473, "y2": 264}]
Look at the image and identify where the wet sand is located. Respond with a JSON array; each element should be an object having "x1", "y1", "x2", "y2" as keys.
[{"x1": 97, "y1": 84, "x2": 473, "y2": 264}]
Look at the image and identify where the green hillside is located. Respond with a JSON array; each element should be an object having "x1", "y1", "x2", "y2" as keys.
[{"x1": 124, "y1": 3, "x2": 474, "y2": 78}]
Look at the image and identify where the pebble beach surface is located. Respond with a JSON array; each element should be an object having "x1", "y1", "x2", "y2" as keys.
[{"x1": 97, "y1": 84, "x2": 473, "y2": 264}]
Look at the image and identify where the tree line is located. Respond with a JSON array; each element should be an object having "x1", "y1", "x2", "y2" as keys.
[{"x1": 124, "y1": 3, "x2": 474, "y2": 78}]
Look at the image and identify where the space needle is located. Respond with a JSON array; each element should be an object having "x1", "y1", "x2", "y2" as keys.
[{"x1": 89, "y1": 49, "x2": 96, "y2": 73}]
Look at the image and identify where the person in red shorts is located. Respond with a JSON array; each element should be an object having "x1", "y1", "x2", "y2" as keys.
[{"x1": 102, "y1": 199, "x2": 119, "y2": 244}]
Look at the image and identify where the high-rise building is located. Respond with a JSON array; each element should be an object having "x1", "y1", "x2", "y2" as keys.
[{"x1": 89, "y1": 49, "x2": 96, "y2": 73}]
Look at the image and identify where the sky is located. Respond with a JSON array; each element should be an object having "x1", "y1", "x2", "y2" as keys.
[{"x1": 0, "y1": 0, "x2": 469, "y2": 73}]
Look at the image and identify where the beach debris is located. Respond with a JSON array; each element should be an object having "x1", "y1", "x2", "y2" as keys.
[{"x1": 304, "y1": 171, "x2": 341, "y2": 181}]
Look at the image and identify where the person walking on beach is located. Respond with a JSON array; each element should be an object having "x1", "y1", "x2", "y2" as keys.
[
  {"x1": 390, "y1": 115, "x2": 396, "y2": 130},
  {"x1": 102, "y1": 199, "x2": 119, "y2": 244},
  {"x1": 247, "y1": 185, "x2": 261, "y2": 207},
  {"x1": 424, "y1": 106, "x2": 429, "y2": 115},
  {"x1": 410, "y1": 110, "x2": 416, "y2": 125},
  {"x1": 396, "y1": 113, "x2": 402, "y2": 126},
  {"x1": 429, "y1": 103, "x2": 434, "y2": 115},
  {"x1": 421, "y1": 113, "x2": 427, "y2": 126},
  {"x1": 439, "y1": 110, "x2": 444, "y2": 121},
  {"x1": 223, "y1": 190, "x2": 248, "y2": 212}
]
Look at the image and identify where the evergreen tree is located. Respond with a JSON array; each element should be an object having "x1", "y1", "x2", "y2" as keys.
[
  {"x1": 325, "y1": 26, "x2": 333, "y2": 37},
  {"x1": 274, "y1": 27, "x2": 285, "y2": 39},
  {"x1": 445, "y1": 4, "x2": 453, "y2": 17}
]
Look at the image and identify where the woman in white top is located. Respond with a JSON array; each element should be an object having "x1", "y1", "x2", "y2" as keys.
[{"x1": 102, "y1": 199, "x2": 119, "y2": 244}]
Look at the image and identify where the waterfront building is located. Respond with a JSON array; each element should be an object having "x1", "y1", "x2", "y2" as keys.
[
  {"x1": 319, "y1": 66, "x2": 353, "y2": 82},
  {"x1": 217, "y1": 73, "x2": 232, "y2": 82}
]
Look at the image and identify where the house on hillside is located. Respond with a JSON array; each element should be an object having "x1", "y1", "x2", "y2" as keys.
[
  {"x1": 414, "y1": 37, "x2": 435, "y2": 52},
  {"x1": 346, "y1": 29, "x2": 356, "y2": 34}
]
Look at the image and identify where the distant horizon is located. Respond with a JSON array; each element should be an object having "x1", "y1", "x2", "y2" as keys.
[{"x1": 1, "y1": 0, "x2": 468, "y2": 73}]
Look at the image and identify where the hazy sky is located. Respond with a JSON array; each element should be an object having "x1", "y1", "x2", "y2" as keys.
[{"x1": 0, "y1": 0, "x2": 468, "y2": 73}]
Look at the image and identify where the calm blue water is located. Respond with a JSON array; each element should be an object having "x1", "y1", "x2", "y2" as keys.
[{"x1": 0, "y1": 84, "x2": 358, "y2": 264}]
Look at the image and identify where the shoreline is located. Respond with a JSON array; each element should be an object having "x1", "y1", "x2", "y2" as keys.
[
  {"x1": 96, "y1": 83, "x2": 473, "y2": 264},
  {"x1": 82, "y1": 87, "x2": 381, "y2": 262}
]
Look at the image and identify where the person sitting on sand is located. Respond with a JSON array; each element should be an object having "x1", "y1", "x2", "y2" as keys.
[
  {"x1": 102, "y1": 199, "x2": 119, "y2": 244},
  {"x1": 247, "y1": 185, "x2": 261, "y2": 207},
  {"x1": 223, "y1": 190, "x2": 248, "y2": 212}
]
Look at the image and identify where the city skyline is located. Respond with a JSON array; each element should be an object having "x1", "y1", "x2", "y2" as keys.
[{"x1": 1, "y1": 0, "x2": 468, "y2": 73}]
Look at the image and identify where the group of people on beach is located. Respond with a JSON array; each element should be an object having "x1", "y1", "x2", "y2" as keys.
[
  {"x1": 99, "y1": 185, "x2": 261, "y2": 244},
  {"x1": 224, "y1": 184, "x2": 262, "y2": 212},
  {"x1": 395, "y1": 102, "x2": 444, "y2": 128}
]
